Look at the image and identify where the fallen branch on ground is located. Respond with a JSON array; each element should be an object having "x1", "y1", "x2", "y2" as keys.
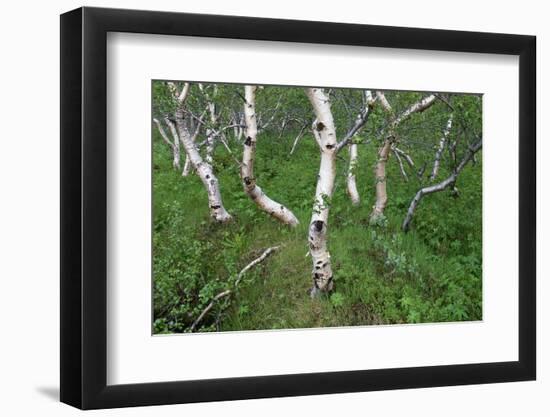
[{"x1": 190, "y1": 246, "x2": 280, "y2": 332}]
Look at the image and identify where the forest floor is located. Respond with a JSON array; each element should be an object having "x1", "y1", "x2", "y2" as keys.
[{"x1": 152, "y1": 132, "x2": 482, "y2": 333}]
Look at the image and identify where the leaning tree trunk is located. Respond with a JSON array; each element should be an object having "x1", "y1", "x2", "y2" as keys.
[
  {"x1": 346, "y1": 142, "x2": 360, "y2": 205},
  {"x1": 402, "y1": 138, "x2": 482, "y2": 231},
  {"x1": 305, "y1": 88, "x2": 338, "y2": 295},
  {"x1": 241, "y1": 86, "x2": 299, "y2": 226},
  {"x1": 174, "y1": 94, "x2": 232, "y2": 223}
]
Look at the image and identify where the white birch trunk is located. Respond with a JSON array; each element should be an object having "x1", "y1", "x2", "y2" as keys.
[
  {"x1": 430, "y1": 114, "x2": 453, "y2": 181},
  {"x1": 346, "y1": 143, "x2": 360, "y2": 205},
  {"x1": 173, "y1": 84, "x2": 232, "y2": 223},
  {"x1": 203, "y1": 95, "x2": 218, "y2": 167},
  {"x1": 306, "y1": 88, "x2": 338, "y2": 295},
  {"x1": 371, "y1": 92, "x2": 436, "y2": 221},
  {"x1": 344, "y1": 90, "x2": 375, "y2": 205},
  {"x1": 241, "y1": 86, "x2": 299, "y2": 227}
]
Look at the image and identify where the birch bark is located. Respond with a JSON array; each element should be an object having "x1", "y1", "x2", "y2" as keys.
[
  {"x1": 241, "y1": 86, "x2": 299, "y2": 226},
  {"x1": 430, "y1": 114, "x2": 454, "y2": 181},
  {"x1": 305, "y1": 88, "x2": 338, "y2": 295},
  {"x1": 172, "y1": 82, "x2": 232, "y2": 223},
  {"x1": 371, "y1": 92, "x2": 436, "y2": 222},
  {"x1": 346, "y1": 143, "x2": 360, "y2": 205},
  {"x1": 345, "y1": 90, "x2": 375, "y2": 205}
]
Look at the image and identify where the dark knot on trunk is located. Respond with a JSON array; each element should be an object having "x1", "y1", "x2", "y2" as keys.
[{"x1": 313, "y1": 220, "x2": 324, "y2": 232}]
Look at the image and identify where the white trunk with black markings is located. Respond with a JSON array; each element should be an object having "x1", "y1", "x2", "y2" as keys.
[
  {"x1": 204, "y1": 99, "x2": 217, "y2": 166},
  {"x1": 173, "y1": 83, "x2": 232, "y2": 223},
  {"x1": 241, "y1": 86, "x2": 299, "y2": 226},
  {"x1": 306, "y1": 88, "x2": 338, "y2": 295}
]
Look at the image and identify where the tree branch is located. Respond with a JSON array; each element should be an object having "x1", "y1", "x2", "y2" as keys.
[{"x1": 190, "y1": 246, "x2": 280, "y2": 331}]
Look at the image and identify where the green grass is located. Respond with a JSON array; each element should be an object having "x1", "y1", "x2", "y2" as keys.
[{"x1": 152, "y1": 131, "x2": 482, "y2": 333}]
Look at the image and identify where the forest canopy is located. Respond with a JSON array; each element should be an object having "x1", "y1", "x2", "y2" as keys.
[{"x1": 152, "y1": 81, "x2": 482, "y2": 334}]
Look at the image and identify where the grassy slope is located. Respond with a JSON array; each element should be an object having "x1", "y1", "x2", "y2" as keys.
[{"x1": 152, "y1": 131, "x2": 482, "y2": 333}]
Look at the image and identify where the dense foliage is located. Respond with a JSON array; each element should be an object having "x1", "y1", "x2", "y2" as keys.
[{"x1": 152, "y1": 83, "x2": 482, "y2": 333}]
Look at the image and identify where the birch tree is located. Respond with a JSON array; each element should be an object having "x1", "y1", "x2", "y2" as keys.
[
  {"x1": 305, "y1": 88, "x2": 373, "y2": 295},
  {"x1": 371, "y1": 92, "x2": 436, "y2": 222},
  {"x1": 402, "y1": 137, "x2": 482, "y2": 231},
  {"x1": 430, "y1": 113, "x2": 454, "y2": 181},
  {"x1": 306, "y1": 88, "x2": 338, "y2": 295},
  {"x1": 170, "y1": 82, "x2": 232, "y2": 223},
  {"x1": 241, "y1": 86, "x2": 299, "y2": 226},
  {"x1": 198, "y1": 84, "x2": 220, "y2": 166},
  {"x1": 346, "y1": 90, "x2": 376, "y2": 205}
]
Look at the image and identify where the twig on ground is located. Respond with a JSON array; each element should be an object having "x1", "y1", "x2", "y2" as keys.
[{"x1": 190, "y1": 246, "x2": 280, "y2": 332}]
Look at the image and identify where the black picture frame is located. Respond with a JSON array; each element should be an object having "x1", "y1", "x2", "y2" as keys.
[{"x1": 60, "y1": 6, "x2": 536, "y2": 410}]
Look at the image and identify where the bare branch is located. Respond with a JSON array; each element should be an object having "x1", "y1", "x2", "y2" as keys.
[
  {"x1": 190, "y1": 246, "x2": 280, "y2": 331},
  {"x1": 392, "y1": 148, "x2": 408, "y2": 181},
  {"x1": 153, "y1": 118, "x2": 173, "y2": 147},
  {"x1": 335, "y1": 90, "x2": 376, "y2": 152},
  {"x1": 403, "y1": 137, "x2": 482, "y2": 231},
  {"x1": 289, "y1": 124, "x2": 308, "y2": 155}
]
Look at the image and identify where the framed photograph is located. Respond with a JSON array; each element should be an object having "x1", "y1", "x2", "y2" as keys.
[{"x1": 60, "y1": 6, "x2": 536, "y2": 410}]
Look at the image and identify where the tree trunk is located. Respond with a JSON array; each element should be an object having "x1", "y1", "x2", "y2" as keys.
[
  {"x1": 204, "y1": 101, "x2": 217, "y2": 166},
  {"x1": 174, "y1": 98, "x2": 232, "y2": 223},
  {"x1": 371, "y1": 92, "x2": 436, "y2": 221},
  {"x1": 342, "y1": 90, "x2": 375, "y2": 206},
  {"x1": 241, "y1": 86, "x2": 299, "y2": 226},
  {"x1": 430, "y1": 114, "x2": 453, "y2": 181},
  {"x1": 346, "y1": 143, "x2": 360, "y2": 205},
  {"x1": 305, "y1": 88, "x2": 338, "y2": 295},
  {"x1": 371, "y1": 139, "x2": 392, "y2": 221}
]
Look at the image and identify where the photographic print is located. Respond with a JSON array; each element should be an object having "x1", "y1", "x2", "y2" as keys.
[{"x1": 152, "y1": 81, "x2": 482, "y2": 334}]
